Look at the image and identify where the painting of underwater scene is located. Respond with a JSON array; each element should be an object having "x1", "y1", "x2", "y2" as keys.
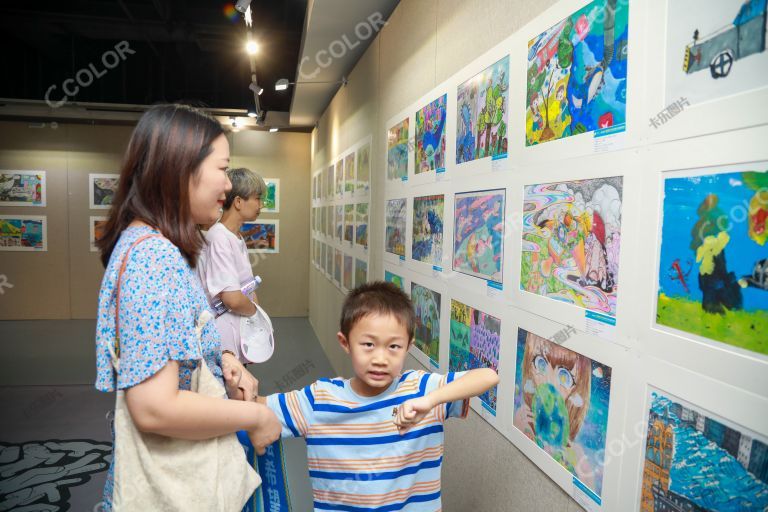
[
  {"x1": 415, "y1": 94, "x2": 447, "y2": 173},
  {"x1": 411, "y1": 282, "x2": 441, "y2": 365},
  {"x1": 449, "y1": 299, "x2": 500, "y2": 413},
  {"x1": 387, "y1": 118, "x2": 409, "y2": 180},
  {"x1": 656, "y1": 167, "x2": 768, "y2": 356},
  {"x1": 412, "y1": 194, "x2": 444, "y2": 266},
  {"x1": 526, "y1": 0, "x2": 628, "y2": 145},
  {"x1": 453, "y1": 189, "x2": 505, "y2": 282},
  {"x1": 456, "y1": 56, "x2": 509, "y2": 164},
  {"x1": 521, "y1": 177, "x2": 623, "y2": 317},
  {"x1": 514, "y1": 328, "x2": 612, "y2": 498}
]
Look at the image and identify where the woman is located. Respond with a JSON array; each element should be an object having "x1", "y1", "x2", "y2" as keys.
[
  {"x1": 95, "y1": 104, "x2": 280, "y2": 509},
  {"x1": 197, "y1": 168, "x2": 272, "y2": 373}
]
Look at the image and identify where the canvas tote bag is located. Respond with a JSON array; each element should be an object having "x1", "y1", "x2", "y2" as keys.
[{"x1": 108, "y1": 234, "x2": 260, "y2": 511}]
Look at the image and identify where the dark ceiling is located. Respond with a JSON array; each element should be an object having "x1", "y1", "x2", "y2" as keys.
[{"x1": 0, "y1": 0, "x2": 307, "y2": 114}]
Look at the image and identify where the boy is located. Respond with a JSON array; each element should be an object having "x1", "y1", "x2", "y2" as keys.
[{"x1": 256, "y1": 282, "x2": 499, "y2": 511}]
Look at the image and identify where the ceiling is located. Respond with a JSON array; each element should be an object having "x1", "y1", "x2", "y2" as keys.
[{"x1": 0, "y1": 0, "x2": 399, "y2": 129}]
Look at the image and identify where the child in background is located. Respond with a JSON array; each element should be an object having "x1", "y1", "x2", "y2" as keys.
[{"x1": 256, "y1": 282, "x2": 499, "y2": 512}]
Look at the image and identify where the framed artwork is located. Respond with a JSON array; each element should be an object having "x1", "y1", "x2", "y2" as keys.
[
  {"x1": 89, "y1": 173, "x2": 119, "y2": 209},
  {"x1": 240, "y1": 220, "x2": 279, "y2": 253},
  {"x1": 0, "y1": 215, "x2": 47, "y2": 251},
  {"x1": 0, "y1": 170, "x2": 46, "y2": 207}
]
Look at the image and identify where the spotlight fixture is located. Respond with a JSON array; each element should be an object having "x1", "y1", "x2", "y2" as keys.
[
  {"x1": 269, "y1": 127, "x2": 278, "y2": 133},
  {"x1": 245, "y1": 40, "x2": 259, "y2": 55},
  {"x1": 275, "y1": 78, "x2": 290, "y2": 91},
  {"x1": 234, "y1": 0, "x2": 251, "y2": 14},
  {"x1": 275, "y1": 76, "x2": 348, "y2": 91},
  {"x1": 230, "y1": 117, "x2": 239, "y2": 128},
  {"x1": 247, "y1": 110, "x2": 257, "y2": 118},
  {"x1": 249, "y1": 82, "x2": 264, "y2": 96}
]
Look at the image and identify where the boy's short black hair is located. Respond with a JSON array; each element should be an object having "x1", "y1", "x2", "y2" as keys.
[{"x1": 340, "y1": 281, "x2": 415, "y2": 342}]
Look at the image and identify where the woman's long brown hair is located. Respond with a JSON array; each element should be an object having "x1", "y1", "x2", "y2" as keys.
[{"x1": 97, "y1": 104, "x2": 224, "y2": 268}]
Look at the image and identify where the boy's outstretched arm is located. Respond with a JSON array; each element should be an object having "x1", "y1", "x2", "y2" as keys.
[{"x1": 394, "y1": 368, "x2": 499, "y2": 434}]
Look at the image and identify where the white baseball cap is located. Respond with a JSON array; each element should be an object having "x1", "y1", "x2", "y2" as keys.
[{"x1": 239, "y1": 303, "x2": 275, "y2": 363}]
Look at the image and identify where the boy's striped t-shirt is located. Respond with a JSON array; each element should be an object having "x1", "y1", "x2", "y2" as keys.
[{"x1": 266, "y1": 369, "x2": 469, "y2": 512}]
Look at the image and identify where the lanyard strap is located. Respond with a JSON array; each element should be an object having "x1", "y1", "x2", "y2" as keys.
[{"x1": 110, "y1": 233, "x2": 164, "y2": 368}]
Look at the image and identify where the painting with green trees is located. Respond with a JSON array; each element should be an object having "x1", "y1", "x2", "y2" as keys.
[{"x1": 656, "y1": 167, "x2": 768, "y2": 356}]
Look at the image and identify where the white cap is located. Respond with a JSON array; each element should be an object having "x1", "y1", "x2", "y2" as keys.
[{"x1": 239, "y1": 303, "x2": 275, "y2": 363}]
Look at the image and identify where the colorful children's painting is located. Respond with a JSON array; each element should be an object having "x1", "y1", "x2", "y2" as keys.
[
  {"x1": 385, "y1": 198, "x2": 407, "y2": 256},
  {"x1": 344, "y1": 153, "x2": 356, "y2": 194},
  {"x1": 411, "y1": 283, "x2": 441, "y2": 365},
  {"x1": 325, "y1": 243, "x2": 333, "y2": 276},
  {"x1": 326, "y1": 165, "x2": 334, "y2": 198},
  {"x1": 666, "y1": 0, "x2": 768, "y2": 107},
  {"x1": 90, "y1": 216, "x2": 107, "y2": 252},
  {"x1": 513, "y1": 328, "x2": 612, "y2": 498},
  {"x1": 355, "y1": 258, "x2": 368, "y2": 287},
  {"x1": 0, "y1": 171, "x2": 46, "y2": 206},
  {"x1": 262, "y1": 179, "x2": 279, "y2": 213},
  {"x1": 240, "y1": 220, "x2": 279, "y2": 253},
  {"x1": 415, "y1": 94, "x2": 447, "y2": 173},
  {"x1": 412, "y1": 194, "x2": 444, "y2": 265},
  {"x1": 325, "y1": 206, "x2": 333, "y2": 237},
  {"x1": 334, "y1": 249, "x2": 342, "y2": 284},
  {"x1": 387, "y1": 118, "x2": 409, "y2": 180},
  {"x1": 89, "y1": 173, "x2": 119, "y2": 209},
  {"x1": 449, "y1": 299, "x2": 500, "y2": 413},
  {"x1": 356, "y1": 142, "x2": 371, "y2": 192},
  {"x1": 344, "y1": 204, "x2": 355, "y2": 243},
  {"x1": 0, "y1": 215, "x2": 47, "y2": 251},
  {"x1": 656, "y1": 167, "x2": 768, "y2": 356},
  {"x1": 335, "y1": 160, "x2": 344, "y2": 196},
  {"x1": 640, "y1": 388, "x2": 768, "y2": 511},
  {"x1": 453, "y1": 190, "x2": 505, "y2": 282},
  {"x1": 456, "y1": 56, "x2": 509, "y2": 164},
  {"x1": 356, "y1": 203, "x2": 368, "y2": 248},
  {"x1": 526, "y1": 0, "x2": 628, "y2": 146},
  {"x1": 385, "y1": 270, "x2": 405, "y2": 291},
  {"x1": 335, "y1": 205, "x2": 344, "y2": 241},
  {"x1": 521, "y1": 177, "x2": 623, "y2": 317},
  {"x1": 343, "y1": 254, "x2": 354, "y2": 290}
]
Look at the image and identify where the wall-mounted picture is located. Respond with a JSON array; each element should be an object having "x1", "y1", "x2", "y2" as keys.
[
  {"x1": 385, "y1": 198, "x2": 407, "y2": 257},
  {"x1": 666, "y1": 0, "x2": 768, "y2": 107},
  {"x1": 335, "y1": 159, "x2": 344, "y2": 196},
  {"x1": 521, "y1": 177, "x2": 623, "y2": 317},
  {"x1": 343, "y1": 254, "x2": 354, "y2": 290},
  {"x1": 325, "y1": 243, "x2": 332, "y2": 276},
  {"x1": 0, "y1": 170, "x2": 46, "y2": 207},
  {"x1": 456, "y1": 55, "x2": 509, "y2": 163},
  {"x1": 344, "y1": 204, "x2": 354, "y2": 243},
  {"x1": 449, "y1": 299, "x2": 500, "y2": 413},
  {"x1": 335, "y1": 205, "x2": 344, "y2": 241},
  {"x1": 526, "y1": 0, "x2": 628, "y2": 146},
  {"x1": 640, "y1": 388, "x2": 768, "y2": 511},
  {"x1": 89, "y1": 173, "x2": 119, "y2": 209},
  {"x1": 356, "y1": 141, "x2": 371, "y2": 192},
  {"x1": 412, "y1": 194, "x2": 444, "y2": 265},
  {"x1": 356, "y1": 202, "x2": 368, "y2": 248},
  {"x1": 90, "y1": 216, "x2": 108, "y2": 252},
  {"x1": 415, "y1": 94, "x2": 447, "y2": 174},
  {"x1": 334, "y1": 249, "x2": 342, "y2": 284},
  {"x1": 513, "y1": 328, "x2": 612, "y2": 498},
  {"x1": 355, "y1": 258, "x2": 368, "y2": 287},
  {"x1": 344, "y1": 153, "x2": 356, "y2": 194},
  {"x1": 0, "y1": 215, "x2": 47, "y2": 251},
  {"x1": 387, "y1": 118, "x2": 409, "y2": 180},
  {"x1": 262, "y1": 178, "x2": 279, "y2": 213},
  {"x1": 385, "y1": 270, "x2": 404, "y2": 291},
  {"x1": 453, "y1": 189, "x2": 505, "y2": 283},
  {"x1": 411, "y1": 282, "x2": 441, "y2": 366},
  {"x1": 656, "y1": 166, "x2": 767, "y2": 356},
  {"x1": 240, "y1": 220, "x2": 278, "y2": 253}
]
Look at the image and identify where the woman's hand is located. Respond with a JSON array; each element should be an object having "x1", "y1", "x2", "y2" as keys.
[
  {"x1": 248, "y1": 408, "x2": 282, "y2": 455},
  {"x1": 222, "y1": 352, "x2": 259, "y2": 401}
]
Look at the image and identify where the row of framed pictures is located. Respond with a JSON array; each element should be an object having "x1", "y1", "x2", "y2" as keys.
[
  {"x1": 312, "y1": 240, "x2": 369, "y2": 293},
  {"x1": 0, "y1": 171, "x2": 282, "y2": 212},
  {"x1": 311, "y1": 202, "x2": 369, "y2": 249},
  {"x1": 312, "y1": 137, "x2": 372, "y2": 202}
]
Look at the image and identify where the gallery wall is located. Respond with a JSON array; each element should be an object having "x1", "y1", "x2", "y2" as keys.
[
  {"x1": 308, "y1": 0, "x2": 768, "y2": 510},
  {"x1": 0, "y1": 121, "x2": 311, "y2": 385}
]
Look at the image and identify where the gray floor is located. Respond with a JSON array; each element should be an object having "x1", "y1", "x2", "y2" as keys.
[{"x1": 0, "y1": 317, "x2": 333, "y2": 511}]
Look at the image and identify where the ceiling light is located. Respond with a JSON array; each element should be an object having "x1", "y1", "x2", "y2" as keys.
[
  {"x1": 234, "y1": 0, "x2": 251, "y2": 14},
  {"x1": 247, "y1": 110, "x2": 257, "y2": 118},
  {"x1": 230, "y1": 117, "x2": 239, "y2": 128},
  {"x1": 275, "y1": 78, "x2": 290, "y2": 91},
  {"x1": 249, "y1": 82, "x2": 264, "y2": 96},
  {"x1": 269, "y1": 127, "x2": 278, "y2": 133},
  {"x1": 246, "y1": 40, "x2": 259, "y2": 55}
]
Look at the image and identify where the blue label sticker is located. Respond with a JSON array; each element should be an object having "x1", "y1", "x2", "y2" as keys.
[
  {"x1": 585, "y1": 310, "x2": 616, "y2": 326},
  {"x1": 594, "y1": 123, "x2": 626, "y2": 138},
  {"x1": 432, "y1": 265, "x2": 442, "y2": 272},
  {"x1": 480, "y1": 401, "x2": 497, "y2": 416},
  {"x1": 573, "y1": 477, "x2": 602, "y2": 505},
  {"x1": 399, "y1": 255, "x2": 405, "y2": 261},
  {"x1": 436, "y1": 167, "x2": 446, "y2": 174},
  {"x1": 401, "y1": 175, "x2": 408, "y2": 182},
  {"x1": 491, "y1": 153, "x2": 508, "y2": 161},
  {"x1": 429, "y1": 358, "x2": 439, "y2": 369},
  {"x1": 487, "y1": 280, "x2": 503, "y2": 291}
]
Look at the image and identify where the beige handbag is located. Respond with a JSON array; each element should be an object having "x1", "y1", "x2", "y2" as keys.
[{"x1": 108, "y1": 234, "x2": 260, "y2": 511}]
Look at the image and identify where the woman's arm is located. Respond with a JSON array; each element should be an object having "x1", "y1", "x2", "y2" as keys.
[{"x1": 125, "y1": 360, "x2": 280, "y2": 446}]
